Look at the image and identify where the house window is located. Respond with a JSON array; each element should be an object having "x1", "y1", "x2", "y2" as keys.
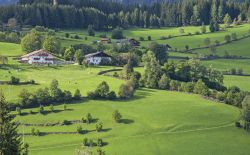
[{"x1": 33, "y1": 58, "x2": 40, "y2": 60}]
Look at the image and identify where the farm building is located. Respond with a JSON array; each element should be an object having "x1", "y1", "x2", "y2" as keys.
[
  {"x1": 100, "y1": 38, "x2": 111, "y2": 44},
  {"x1": 20, "y1": 49, "x2": 54, "y2": 64},
  {"x1": 116, "y1": 38, "x2": 140, "y2": 47},
  {"x1": 85, "y1": 51, "x2": 112, "y2": 65}
]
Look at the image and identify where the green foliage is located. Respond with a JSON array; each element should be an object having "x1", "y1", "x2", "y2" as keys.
[
  {"x1": 224, "y1": 13, "x2": 232, "y2": 27},
  {"x1": 74, "y1": 89, "x2": 81, "y2": 100},
  {"x1": 64, "y1": 46, "x2": 75, "y2": 61},
  {"x1": 111, "y1": 28, "x2": 124, "y2": 39},
  {"x1": 9, "y1": 76, "x2": 20, "y2": 85},
  {"x1": 0, "y1": 91, "x2": 23, "y2": 155},
  {"x1": 242, "y1": 96, "x2": 250, "y2": 131},
  {"x1": 96, "y1": 122, "x2": 103, "y2": 132},
  {"x1": 201, "y1": 23, "x2": 206, "y2": 34},
  {"x1": 74, "y1": 50, "x2": 84, "y2": 65},
  {"x1": 86, "y1": 113, "x2": 93, "y2": 124},
  {"x1": 193, "y1": 79, "x2": 209, "y2": 96},
  {"x1": 43, "y1": 35, "x2": 61, "y2": 54},
  {"x1": 158, "y1": 74, "x2": 170, "y2": 90},
  {"x1": 149, "y1": 42, "x2": 168, "y2": 65},
  {"x1": 118, "y1": 81, "x2": 135, "y2": 99},
  {"x1": 88, "y1": 25, "x2": 95, "y2": 36},
  {"x1": 113, "y1": 110, "x2": 122, "y2": 123},
  {"x1": 49, "y1": 104, "x2": 54, "y2": 112},
  {"x1": 142, "y1": 51, "x2": 162, "y2": 88},
  {"x1": 224, "y1": 35, "x2": 231, "y2": 43},
  {"x1": 21, "y1": 30, "x2": 43, "y2": 53},
  {"x1": 77, "y1": 125, "x2": 83, "y2": 134}
]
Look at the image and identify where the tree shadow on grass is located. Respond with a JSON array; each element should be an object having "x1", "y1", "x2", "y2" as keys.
[{"x1": 119, "y1": 119, "x2": 134, "y2": 124}]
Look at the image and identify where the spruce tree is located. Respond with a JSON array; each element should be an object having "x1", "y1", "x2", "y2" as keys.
[{"x1": 0, "y1": 91, "x2": 23, "y2": 155}]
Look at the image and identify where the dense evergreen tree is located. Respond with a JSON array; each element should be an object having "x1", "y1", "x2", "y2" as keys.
[{"x1": 0, "y1": 91, "x2": 23, "y2": 155}]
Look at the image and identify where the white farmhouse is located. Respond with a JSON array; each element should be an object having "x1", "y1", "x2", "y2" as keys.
[
  {"x1": 20, "y1": 49, "x2": 54, "y2": 64},
  {"x1": 85, "y1": 51, "x2": 112, "y2": 65}
]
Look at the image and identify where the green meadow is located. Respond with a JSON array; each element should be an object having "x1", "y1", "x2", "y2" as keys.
[
  {"x1": 15, "y1": 90, "x2": 250, "y2": 155},
  {"x1": 0, "y1": 23, "x2": 250, "y2": 155}
]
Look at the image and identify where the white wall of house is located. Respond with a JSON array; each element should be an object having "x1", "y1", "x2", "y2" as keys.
[
  {"x1": 86, "y1": 57, "x2": 111, "y2": 65},
  {"x1": 27, "y1": 56, "x2": 54, "y2": 64}
]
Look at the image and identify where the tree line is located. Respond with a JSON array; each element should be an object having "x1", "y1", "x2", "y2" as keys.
[{"x1": 0, "y1": 0, "x2": 249, "y2": 30}]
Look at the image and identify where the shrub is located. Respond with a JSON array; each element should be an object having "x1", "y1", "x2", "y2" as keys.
[
  {"x1": 31, "y1": 128, "x2": 35, "y2": 136},
  {"x1": 96, "y1": 122, "x2": 103, "y2": 132},
  {"x1": 9, "y1": 76, "x2": 20, "y2": 85},
  {"x1": 74, "y1": 89, "x2": 81, "y2": 100},
  {"x1": 39, "y1": 105, "x2": 44, "y2": 114},
  {"x1": 97, "y1": 139, "x2": 103, "y2": 147},
  {"x1": 65, "y1": 33, "x2": 70, "y2": 38},
  {"x1": 107, "y1": 91, "x2": 117, "y2": 100},
  {"x1": 83, "y1": 138, "x2": 88, "y2": 146},
  {"x1": 231, "y1": 33, "x2": 237, "y2": 41},
  {"x1": 118, "y1": 82, "x2": 135, "y2": 99},
  {"x1": 195, "y1": 31, "x2": 201, "y2": 35},
  {"x1": 224, "y1": 35, "x2": 231, "y2": 43},
  {"x1": 111, "y1": 28, "x2": 124, "y2": 39},
  {"x1": 170, "y1": 80, "x2": 180, "y2": 91},
  {"x1": 235, "y1": 121, "x2": 242, "y2": 128},
  {"x1": 148, "y1": 36, "x2": 152, "y2": 41},
  {"x1": 113, "y1": 110, "x2": 122, "y2": 123},
  {"x1": 230, "y1": 68, "x2": 237, "y2": 75},
  {"x1": 63, "y1": 104, "x2": 67, "y2": 111},
  {"x1": 49, "y1": 104, "x2": 54, "y2": 112},
  {"x1": 89, "y1": 139, "x2": 94, "y2": 147},
  {"x1": 139, "y1": 37, "x2": 144, "y2": 41},
  {"x1": 180, "y1": 82, "x2": 194, "y2": 93},
  {"x1": 16, "y1": 107, "x2": 21, "y2": 115},
  {"x1": 77, "y1": 125, "x2": 83, "y2": 134},
  {"x1": 193, "y1": 79, "x2": 210, "y2": 96},
  {"x1": 88, "y1": 25, "x2": 95, "y2": 36},
  {"x1": 35, "y1": 129, "x2": 40, "y2": 136},
  {"x1": 86, "y1": 113, "x2": 92, "y2": 124},
  {"x1": 158, "y1": 74, "x2": 170, "y2": 90},
  {"x1": 63, "y1": 90, "x2": 72, "y2": 101},
  {"x1": 61, "y1": 120, "x2": 71, "y2": 125}
]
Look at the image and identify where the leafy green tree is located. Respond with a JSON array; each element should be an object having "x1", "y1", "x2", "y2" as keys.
[
  {"x1": 194, "y1": 79, "x2": 209, "y2": 96},
  {"x1": 201, "y1": 22, "x2": 206, "y2": 34},
  {"x1": 74, "y1": 89, "x2": 81, "y2": 100},
  {"x1": 118, "y1": 82, "x2": 135, "y2": 99},
  {"x1": 223, "y1": 13, "x2": 232, "y2": 27},
  {"x1": 86, "y1": 113, "x2": 92, "y2": 124},
  {"x1": 88, "y1": 25, "x2": 95, "y2": 36},
  {"x1": 149, "y1": 42, "x2": 168, "y2": 65},
  {"x1": 122, "y1": 58, "x2": 134, "y2": 79},
  {"x1": 21, "y1": 30, "x2": 43, "y2": 53},
  {"x1": 158, "y1": 74, "x2": 170, "y2": 90},
  {"x1": 96, "y1": 122, "x2": 103, "y2": 132},
  {"x1": 43, "y1": 35, "x2": 61, "y2": 54},
  {"x1": 111, "y1": 28, "x2": 124, "y2": 39},
  {"x1": 224, "y1": 35, "x2": 231, "y2": 43},
  {"x1": 74, "y1": 50, "x2": 84, "y2": 65},
  {"x1": 242, "y1": 96, "x2": 250, "y2": 131},
  {"x1": 142, "y1": 51, "x2": 162, "y2": 88},
  {"x1": 95, "y1": 81, "x2": 110, "y2": 98},
  {"x1": 64, "y1": 46, "x2": 75, "y2": 61},
  {"x1": 50, "y1": 79, "x2": 63, "y2": 102},
  {"x1": 0, "y1": 91, "x2": 23, "y2": 155},
  {"x1": 113, "y1": 110, "x2": 122, "y2": 123},
  {"x1": 49, "y1": 104, "x2": 54, "y2": 112}
]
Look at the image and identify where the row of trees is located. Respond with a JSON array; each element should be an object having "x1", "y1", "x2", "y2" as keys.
[
  {"x1": 18, "y1": 79, "x2": 81, "y2": 108},
  {"x1": 139, "y1": 50, "x2": 248, "y2": 108},
  {"x1": 0, "y1": 0, "x2": 249, "y2": 29},
  {"x1": 21, "y1": 29, "x2": 60, "y2": 53}
]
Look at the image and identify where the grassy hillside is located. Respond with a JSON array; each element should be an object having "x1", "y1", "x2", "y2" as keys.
[
  {"x1": 0, "y1": 65, "x2": 123, "y2": 102},
  {"x1": 14, "y1": 89, "x2": 250, "y2": 155},
  {"x1": 0, "y1": 42, "x2": 23, "y2": 56}
]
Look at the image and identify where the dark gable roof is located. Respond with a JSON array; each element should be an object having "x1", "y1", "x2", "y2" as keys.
[{"x1": 85, "y1": 51, "x2": 112, "y2": 58}]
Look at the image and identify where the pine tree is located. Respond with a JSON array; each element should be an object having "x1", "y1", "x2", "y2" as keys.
[
  {"x1": 223, "y1": 13, "x2": 232, "y2": 28},
  {"x1": 0, "y1": 91, "x2": 23, "y2": 155}
]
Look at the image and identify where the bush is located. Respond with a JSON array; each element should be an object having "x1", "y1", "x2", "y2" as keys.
[
  {"x1": 31, "y1": 128, "x2": 35, "y2": 136},
  {"x1": 77, "y1": 125, "x2": 83, "y2": 134},
  {"x1": 118, "y1": 82, "x2": 135, "y2": 99},
  {"x1": 97, "y1": 139, "x2": 103, "y2": 147},
  {"x1": 111, "y1": 28, "x2": 124, "y2": 39},
  {"x1": 107, "y1": 91, "x2": 117, "y2": 100},
  {"x1": 83, "y1": 138, "x2": 88, "y2": 146},
  {"x1": 139, "y1": 37, "x2": 144, "y2": 41},
  {"x1": 158, "y1": 74, "x2": 170, "y2": 90},
  {"x1": 73, "y1": 89, "x2": 81, "y2": 100},
  {"x1": 96, "y1": 122, "x2": 103, "y2": 132},
  {"x1": 65, "y1": 33, "x2": 70, "y2": 38},
  {"x1": 224, "y1": 35, "x2": 231, "y2": 43},
  {"x1": 49, "y1": 104, "x2": 54, "y2": 112},
  {"x1": 9, "y1": 76, "x2": 20, "y2": 85},
  {"x1": 35, "y1": 129, "x2": 40, "y2": 136},
  {"x1": 63, "y1": 104, "x2": 67, "y2": 111},
  {"x1": 16, "y1": 107, "x2": 21, "y2": 115},
  {"x1": 113, "y1": 110, "x2": 122, "y2": 123},
  {"x1": 148, "y1": 36, "x2": 152, "y2": 41},
  {"x1": 88, "y1": 25, "x2": 95, "y2": 36},
  {"x1": 235, "y1": 121, "x2": 242, "y2": 128},
  {"x1": 39, "y1": 105, "x2": 44, "y2": 114},
  {"x1": 61, "y1": 120, "x2": 71, "y2": 125},
  {"x1": 86, "y1": 113, "x2": 92, "y2": 124},
  {"x1": 193, "y1": 79, "x2": 210, "y2": 96},
  {"x1": 231, "y1": 33, "x2": 237, "y2": 40}
]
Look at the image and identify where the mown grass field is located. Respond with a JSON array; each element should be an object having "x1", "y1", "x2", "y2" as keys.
[
  {"x1": 14, "y1": 89, "x2": 250, "y2": 155},
  {"x1": 0, "y1": 23, "x2": 250, "y2": 155},
  {"x1": 0, "y1": 65, "x2": 123, "y2": 102}
]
